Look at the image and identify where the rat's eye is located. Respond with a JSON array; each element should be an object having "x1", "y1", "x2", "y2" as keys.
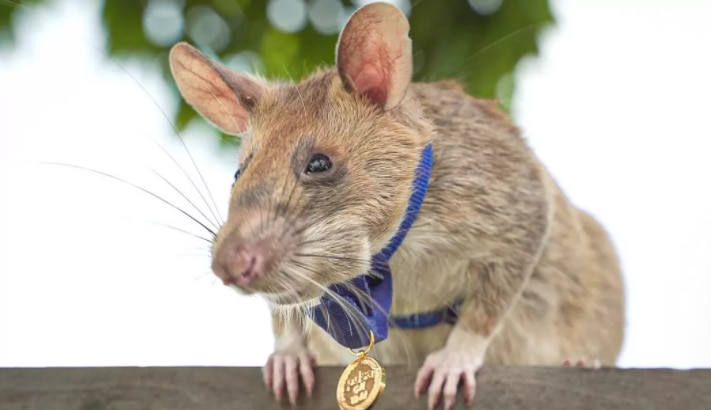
[{"x1": 306, "y1": 154, "x2": 331, "y2": 174}]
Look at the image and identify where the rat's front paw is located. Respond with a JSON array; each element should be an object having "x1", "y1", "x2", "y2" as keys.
[
  {"x1": 262, "y1": 348, "x2": 316, "y2": 405},
  {"x1": 414, "y1": 348, "x2": 482, "y2": 410}
]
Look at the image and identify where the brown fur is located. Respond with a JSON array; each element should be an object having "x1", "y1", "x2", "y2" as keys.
[
  {"x1": 169, "y1": 2, "x2": 625, "y2": 406},
  {"x1": 298, "y1": 77, "x2": 625, "y2": 368}
]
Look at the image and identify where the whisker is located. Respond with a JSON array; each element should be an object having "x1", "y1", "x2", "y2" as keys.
[
  {"x1": 291, "y1": 244, "x2": 408, "y2": 273},
  {"x1": 453, "y1": 23, "x2": 543, "y2": 81},
  {"x1": 289, "y1": 259, "x2": 373, "y2": 344},
  {"x1": 270, "y1": 66, "x2": 307, "y2": 232},
  {"x1": 41, "y1": 162, "x2": 216, "y2": 237},
  {"x1": 106, "y1": 58, "x2": 225, "y2": 227},
  {"x1": 151, "y1": 169, "x2": 220, "y2": 232},
  {"x1": 338, "y1": 279, "x2": 418, "y2": 365},
  {"x1": 293, "y1": 252, "x2": 374, "y2": 266},
  {"x1": 3, "y1": 0, "x2": 226, "y2": 231},
  {"x1": 284, "y1": 65, "x2": 309, "y2": 125},
  {"x1": 281, "y1": 167, "x2": 304, "y2": 227},
  {"x1": 150, "y1": 141, "x2": 223, "y2": 228},
  {"x1": 340, "y1": 278, "x2": 394, "y2": 329},
  {"x1": 144, "y1": 220, "x2": 214, "y2": 244}
]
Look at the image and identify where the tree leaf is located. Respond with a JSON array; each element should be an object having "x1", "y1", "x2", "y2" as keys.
[{"x1": 0, "y1": 0, "x2": 554, "y2": 147}]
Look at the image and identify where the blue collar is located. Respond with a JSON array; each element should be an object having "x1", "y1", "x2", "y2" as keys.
[
  {"x1": 390, "y1": 301, "x2": 462, "y2": 329},
  {"x1": 311, "y1": 143, "x2": 447, "y2": 349}
]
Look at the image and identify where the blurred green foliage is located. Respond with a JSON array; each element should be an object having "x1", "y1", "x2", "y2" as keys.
[
  {"x1": 0, "y1": 0, "x2": 47, "y2": 43},
  {"x1": 0, "y1": 0, "x2": 553, "y2": 146}
]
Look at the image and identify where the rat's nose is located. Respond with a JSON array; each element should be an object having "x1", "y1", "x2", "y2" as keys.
[
  {"x1": 213, "y1": 242, "x2": 267, "y2": 287},
  {"x1": 212, "y1": 207, "x2": 289, "y2": 289}
]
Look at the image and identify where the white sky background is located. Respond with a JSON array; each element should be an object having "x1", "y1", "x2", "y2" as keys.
[{"x1": 0, "y1": 0, "x2": 709, "y2": 369}]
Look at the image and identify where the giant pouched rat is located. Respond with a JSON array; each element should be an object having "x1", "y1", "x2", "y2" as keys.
[{"x1": 168, "y1": 2, "x2": 625, "y2": 409}]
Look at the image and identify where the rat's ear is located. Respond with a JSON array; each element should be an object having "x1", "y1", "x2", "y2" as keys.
[
  {"x1": 169, "y1": 42, "x2": 263, "y2": 134},
  {"x1": 336, "y1": 2, "x2": 412, "y2": 111}
]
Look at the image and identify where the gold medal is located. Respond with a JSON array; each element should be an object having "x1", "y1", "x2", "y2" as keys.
[{"x1": 336, "y1": 331, "x2": 386, "y2": 410}]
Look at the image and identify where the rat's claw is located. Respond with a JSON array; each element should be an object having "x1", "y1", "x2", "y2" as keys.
[
  {"x1": 415, "y1": 348, "x2": 481, "y2": 409},
  {"x1": 272, "y1": 355, "x2": 285, "y2": 402},
  {"x1": 427, "y1": 370, "x2": 446, "y2": 409},
  {"x1": 262, "y1": 355, "x2": 274, "y2": 390},
  {"x1": 299, "y1": 353, "x2": 316, "y2": 396},
  {"x1": 562, "y1": 358, "x2": 586, "y2": 368},
  {"x1": 442, "y1": 371, "x2": 462, "y2": 409},
  {"x1": 462, "y1": 371, "x2": 476, "y2": 405},
  {"x1": 263, "y1": 350, "x2": 316, "y2": 405},
  {"x1": 562, "y1": 358, "x2": 602, "y2": 369},
  {"x1": 285, "y1": 356, "x2": 299, "y2": 405},
  {"x1": 414, "y1": 363, "x2": 434, "y2": 399}
]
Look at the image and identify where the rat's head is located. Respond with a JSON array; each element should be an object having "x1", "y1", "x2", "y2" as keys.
[{"x1": 169, "y1": 2, "x2": 431, "y2": 307}]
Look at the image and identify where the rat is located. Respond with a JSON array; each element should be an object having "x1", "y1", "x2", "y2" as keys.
[{"x1": 168, "y1": 2, "x2": 625, "y2": 409}]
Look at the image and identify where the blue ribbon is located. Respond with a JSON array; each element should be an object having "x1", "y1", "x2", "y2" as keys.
[{"x1": 311, "y1": 143, "x2": 435, "y2": 348}]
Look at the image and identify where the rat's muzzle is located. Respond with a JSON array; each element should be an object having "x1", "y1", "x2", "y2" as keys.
[{"x1": 211, "y1": 208, "x2": 292, "y2": 291}]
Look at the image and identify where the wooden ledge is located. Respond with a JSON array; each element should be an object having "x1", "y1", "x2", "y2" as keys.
[{"x1": 1, "y1": 366, "x2": 709, "y2": 409}]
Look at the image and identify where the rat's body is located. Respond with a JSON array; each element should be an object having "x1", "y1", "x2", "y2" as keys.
[
  {"x1": 305, "y1": 79, "x2": 624, "y2": 368},
  {"x1": 169, "y1": 3, "x2": 625, "y2": 409}
]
